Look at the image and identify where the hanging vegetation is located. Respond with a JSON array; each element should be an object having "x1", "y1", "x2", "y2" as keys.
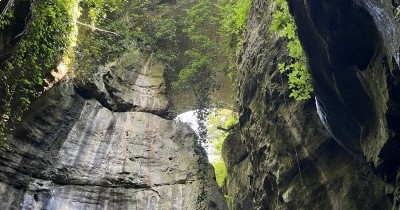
[
  {"x1": 270, "y1": 0, "x2": 313, "y2": 100},
  {"x1": 0, "y1": 0, "x2": 79, "y2": 148}
]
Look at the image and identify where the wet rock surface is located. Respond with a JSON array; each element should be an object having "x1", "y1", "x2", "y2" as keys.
[
  {"x1": 288, "y1": 0, "x2": 400, "y2": 165},
  {"x1": 287, "y1": 0, "x2": 400, "y2": 207},
  {"x1": 222, "y1": 0, "x2": 399, "y2": 209}
]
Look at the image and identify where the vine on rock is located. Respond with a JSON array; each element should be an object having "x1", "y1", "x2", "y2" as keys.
[{"x1": 0, "y1": 0, "x2": 78, "y2": 148}]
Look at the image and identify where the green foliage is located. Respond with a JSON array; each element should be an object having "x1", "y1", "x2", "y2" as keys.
[
  {"x1": 0, "y1": 4, "x2": 15, "y2": 30},
  {"x1": 208, "y1": 109, "x2": 237, "y2": 188},
  {"x1": 74, "y1": 0, "x2": 180, "y2": 79},
  {"x1": 218, "y1": 0, "x2": 251, "y2": 79},
  {"x1": 221, "y1": 0, "x2": 250, "y2": 51},
  {"x1": 208, "y1": 109, "x2": 238, "y2": 155},
  {"x1": 176, "y1": 0, "x2": 217, "y2": 87},
  {"x1": 219, "y1": 0, "x2": 250, "y2": 47},
  {"x1": 74, "y1": 0, "x2": 124, "y2": 77},
  {"x1": 172, "y1": 0, "x2": 251, "y2": 100},
  {"x1": 212, "y1": 160, "x2": 227, "y2": 187},
  {"x1": 271, "y1": 0, "x2": 313, "y2": 100},
  {"x1": 174, "y1": 0, "x2": 220, "y2": 144},
  {"x1": 172, "y1": 0, "x2": 248, "y2": 144},
  {"x1": 80, "y1": 0, "x2": 121, "y2": 25},
  {"x1": 0, "y1": 0, "x2": 78, "y2": 147}
]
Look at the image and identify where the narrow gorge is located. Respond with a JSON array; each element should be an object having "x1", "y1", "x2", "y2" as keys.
[{"x1": 1, "y1": 0, "x2": 400, "y2": 210}]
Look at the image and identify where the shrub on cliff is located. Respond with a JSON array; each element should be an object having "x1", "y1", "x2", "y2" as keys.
[{"x1": 271, "y1": 0, "x2": 313, "y2": 100}]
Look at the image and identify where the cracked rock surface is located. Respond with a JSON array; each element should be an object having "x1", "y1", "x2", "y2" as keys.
[
  {"x1": 0, "y1": 63, "x2": 227, "y2": 209},
  {"x1": 76, "y1": 51, "x2": 169, "y2": 116}
]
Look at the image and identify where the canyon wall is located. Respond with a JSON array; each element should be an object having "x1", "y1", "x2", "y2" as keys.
[
  {"x1": 223, "y1": 0, "x2": 400, "y2": 209},
  {"x1": 0, "y1": 52, "x2": 227, "y2": 210}
]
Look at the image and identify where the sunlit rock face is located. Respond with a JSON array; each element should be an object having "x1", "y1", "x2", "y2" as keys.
[
  {"x1": 222, "y1": 0, "x2": 399, "y2": 209},
  {"x1": 0, "y1": 64, "x2": 227, "y2": 209},
  {"x1": 76, "y1": 51, "x2": 169, "y2": 116}
]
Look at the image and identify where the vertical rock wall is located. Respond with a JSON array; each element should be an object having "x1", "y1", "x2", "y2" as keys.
[
  {"x1": 223, "y1": 0, "x2": 399, "y2": 209},
  {"x1": 288, "y1": 0, "x2": 400, "y2": 165},
  {"x1": 0, "y1": 52, "x2": 227, "y2": 210}
]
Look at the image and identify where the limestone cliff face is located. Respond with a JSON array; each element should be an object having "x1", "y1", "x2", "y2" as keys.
[
  {"x1": 75, "y1": 51, "x2": 169, "y2": 115},
  {"x1": 223, "y1": 0, "x2": 400, "y2": 209},
  {"x1": 0, "y1": 52, "x2": 227, "y2": 209}
]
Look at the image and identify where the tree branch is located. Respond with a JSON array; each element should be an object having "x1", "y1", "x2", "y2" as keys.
[
  {"x1": 14, "y1": 10, "x2": 31, "y2": 39},
  {"x1": 217, "y1": 126, "x2": 231, "y2": 132},
  {"x1": 0, "y1": 0, "x2": 15, "y2": 20},
  {"x1": 76, "y1": 21, "x2": 121, "y2": 37}
]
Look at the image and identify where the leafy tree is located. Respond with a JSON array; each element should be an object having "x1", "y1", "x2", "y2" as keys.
[
  {"x1": 174, "y1": 0, "x2": 250, "y2": 144},
  {"x1": 218, "y1": 0, "x2": 251, "y2": 79},
  {"x1": 0, "y1": 0, "x2": 250, "y2": 150},
  {"x1": 74, "y1": 0, "x2": 181, "y2": 79},
  {"x1": 173, "y1": 0, "x2": 220, "y2": 144}
]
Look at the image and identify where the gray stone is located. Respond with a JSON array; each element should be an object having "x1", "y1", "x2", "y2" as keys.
[
  {"x1": 222, "y1": 0, "x2": 397, "y2": 209},
  {"x1": 0, "y1": 80, "x2": 227, "y2": 210},
  {"x1": 288, "y1": 0, "x2": 400, "y2": 165},
  {"x1": 76, "y1": 51, "x2": 169, "y2": 116},
  {"x1": 221, "y1": 125, "x2": 247, "y2": 172}
]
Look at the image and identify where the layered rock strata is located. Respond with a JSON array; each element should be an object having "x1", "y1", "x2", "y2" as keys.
[{"x1": 0, "y1": 52, "x2": 227, "y2": 210}]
